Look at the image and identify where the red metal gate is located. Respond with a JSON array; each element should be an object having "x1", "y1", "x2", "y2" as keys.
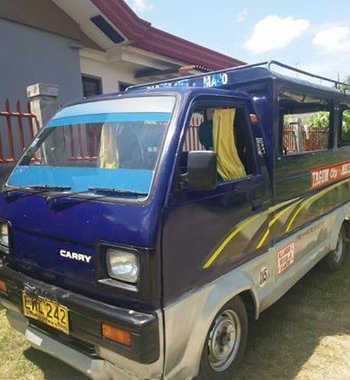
[
  {"x1": 283, "y1": 126, "x2": 329, "y2": 154},
  {"x1": 0, "y1": 99, "x2": 37, "y2": 163}
]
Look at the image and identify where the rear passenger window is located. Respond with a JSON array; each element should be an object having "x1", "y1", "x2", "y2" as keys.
[
  {"x1": 340, "y1": 107, "x2": 350, "y2": 143},
  {"x1": 279, "y1": 91, "x2": 330, "y2": 155}
]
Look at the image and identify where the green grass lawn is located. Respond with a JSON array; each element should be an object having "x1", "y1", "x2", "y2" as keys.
[
  {"x1": 1, "y1": 257, "x2": 350, "y2": 380},
  {"x1": 0, "y1": 313, "x2": 88, "y2": 380},
  {"x1": 236, "y1": 258, "x2": 350, "y2": 380}
]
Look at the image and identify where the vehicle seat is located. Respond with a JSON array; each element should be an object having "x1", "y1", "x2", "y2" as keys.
[{"x1": 198, "y1": 120, "x2": 213, "y2": 150}]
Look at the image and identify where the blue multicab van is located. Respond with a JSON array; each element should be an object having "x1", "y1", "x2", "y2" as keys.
[{"x1": 0, "y1": 61, "x2": 350, "y2": 380}]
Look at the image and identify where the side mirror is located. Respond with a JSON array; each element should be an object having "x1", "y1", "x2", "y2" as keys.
[{"x1": 185, "y1": 151, "x2": 217, "y2": 191}]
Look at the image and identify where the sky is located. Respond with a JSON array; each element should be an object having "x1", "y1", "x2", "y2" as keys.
[{"x1": 124, "y1": 0, "x2": 350, "y2": 82}]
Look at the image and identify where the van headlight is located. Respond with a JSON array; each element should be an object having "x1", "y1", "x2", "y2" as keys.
[
  {"x1": 106, "y1": 248, "x2": 139, "y2": 284},
  {"x1": 0, "y1": 223, "x2": 9, "y2": 254}
]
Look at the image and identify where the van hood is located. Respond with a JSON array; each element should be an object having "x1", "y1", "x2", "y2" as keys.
[{"x1": 0, "y1": 192, "x2": 160, "y2": 307}]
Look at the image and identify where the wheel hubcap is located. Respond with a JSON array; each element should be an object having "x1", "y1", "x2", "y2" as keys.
[{"x1": 208, "y1": 309, "x2": 241, "y2": 372}]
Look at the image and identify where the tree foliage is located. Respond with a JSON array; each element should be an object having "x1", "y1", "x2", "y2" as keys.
[
  {"x1": 340, "y1": 75, "x2": 350, "y2": 139},
  {"x1": 306, "y1": 75, "x2": 350, "y2": 134},
  {"x1": 339, "y1": 75, "x2": 350, "y2": 92},
  {"x1": 341, "y1": 109, "x2": 350, "y2": 140},
  {"x1": 307, "y1": 111, "x2": 329, "y2": 129}
]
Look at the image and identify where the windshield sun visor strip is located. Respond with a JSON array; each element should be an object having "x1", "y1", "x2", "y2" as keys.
[
  {"x1": 48, "y1": 112, "x2": 172, "y2": 127},
  {"x1": 7, "y1": 167, "x2": 153, "y2": 194}
]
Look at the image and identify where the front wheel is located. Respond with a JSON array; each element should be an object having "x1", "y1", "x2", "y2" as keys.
[
  {"x1": 198, "y1": 296, "x2": 248, "y2": 380},
  {"x1": 320, "y1": 226, "x2": 346, "y2": 272}
]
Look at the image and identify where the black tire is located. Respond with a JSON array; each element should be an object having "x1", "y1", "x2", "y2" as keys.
[
  {"x1": 198, "y1": 296, "x2": 248, "y2": 380},
  {"x1": 320, "y1": 226, "x2": 346, "y2": 272}
]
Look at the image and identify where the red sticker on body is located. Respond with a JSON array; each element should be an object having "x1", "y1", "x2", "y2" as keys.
[
  {"x1": 277, "y1": 243, "x2": 295, "y2": 275},
  {"x1": 310, "y1": 160, "x2": 350, "y2": 189}
]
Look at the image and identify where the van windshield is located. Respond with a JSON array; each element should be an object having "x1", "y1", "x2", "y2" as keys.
[{"x1": 7, "y1": 95, "x2": 176, "y2": 197}]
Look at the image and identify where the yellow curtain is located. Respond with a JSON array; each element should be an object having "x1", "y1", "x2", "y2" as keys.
[
  {"x1": 213, "y1": 108, "x2": 246, "y2": 180},
  {"x1": 99, "y1": 124, "x2": 119, "y2": 169}
]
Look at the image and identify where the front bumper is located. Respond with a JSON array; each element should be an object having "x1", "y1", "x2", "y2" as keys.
[
  {"x1": 7, "y1": 310, "x2": 114, "y2": 380},
  {"x1": 0, "y1": 265, "x2": 160, "y2": 366}
]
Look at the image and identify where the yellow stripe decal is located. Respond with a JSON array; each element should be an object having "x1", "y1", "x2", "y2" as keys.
[
  {"x1": 256, "y1": 202, "x2": 298, "y2": 249},
  {"x1": 285, "y1": 179, "x2": 349, "y2": 232},
  {"x1": 203, "y1": 213, "x2": 261, "y2": 269},
  {"x1": 285, "y1": 196, "x2": 316, "y2": 232},
  {"x1": 203, "y1": 197, "x2": 300, "y2": 269},
  {"x1": 203, "y1": 179, "x2": 350, "y2": 269}
]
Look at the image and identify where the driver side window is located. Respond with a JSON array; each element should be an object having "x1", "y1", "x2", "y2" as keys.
[{"x1": 181, "y1": 105, "x2": 254, "y2": 181}]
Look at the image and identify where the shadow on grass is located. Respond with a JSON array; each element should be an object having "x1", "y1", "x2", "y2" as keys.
[
  {"x1": 235, "y1": 258, "x2": 350, "y2": 380},
  {"x1": 23, "y1": 348, "x2": 89, "y2": 380}
]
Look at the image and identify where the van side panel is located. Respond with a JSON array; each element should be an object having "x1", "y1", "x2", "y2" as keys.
[
  {"x1": 275, "y1": 146, "x2": 350, "y2": 203},
  {"x1": 162, "y1": 204, "x2": 349, "y2": 379}
]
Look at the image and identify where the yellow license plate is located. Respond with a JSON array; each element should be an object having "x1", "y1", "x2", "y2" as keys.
[{"x1": 22, "y1": 291, "x2": 69, "y2": 334}]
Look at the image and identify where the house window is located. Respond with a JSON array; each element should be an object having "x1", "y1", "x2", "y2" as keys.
[
  {"x1": 279, "y1": 91, "x2": 330, "y2": 155},
  {"x1": 82, "y1": 75, "x2": 103, "y2": 97}
]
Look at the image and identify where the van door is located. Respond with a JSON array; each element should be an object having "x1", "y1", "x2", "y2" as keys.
[{"x1": 161, "y1": 97, "x2": 270, "y2": 304}]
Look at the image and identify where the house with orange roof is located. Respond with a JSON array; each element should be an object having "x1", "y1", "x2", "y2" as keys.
[{"x1": 0, "y1": 0, "x2": 245, "y2": 105}]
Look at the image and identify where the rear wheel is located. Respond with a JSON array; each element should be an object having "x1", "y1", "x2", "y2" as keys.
[
  {"x1": 198, "y1": 296, "x2": 248, "y2": 380},
  {"x1": 320, "y1": 226, "x2": 346, "y2": 272}
]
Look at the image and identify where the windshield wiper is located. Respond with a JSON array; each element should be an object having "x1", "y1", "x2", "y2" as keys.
[
  {"x1": 88, "y1": 187, "x2": 148, "y2": 197},
  {"x1": 4, "y1": 185, "x2": 147, "y2": 204},
  {"x1": 4, "y1": 184, "x2": 71, "y2": 194},
  {"x1": 3, "y1": 184, "x2": 72, "y2": 202},
  {"x1": 27, "y1": 185, "x2": 72, "y2": 192},
  {"x1": 45, "y1": 187, "x2": 148, "y2": 203},
  {"x1": 45, "y1": 189, "x2": 92, "y2": 201}
]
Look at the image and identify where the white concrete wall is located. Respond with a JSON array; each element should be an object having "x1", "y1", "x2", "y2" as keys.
[{"x1": 80, "y1": 55, "x2": 140, "y2": 93}]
